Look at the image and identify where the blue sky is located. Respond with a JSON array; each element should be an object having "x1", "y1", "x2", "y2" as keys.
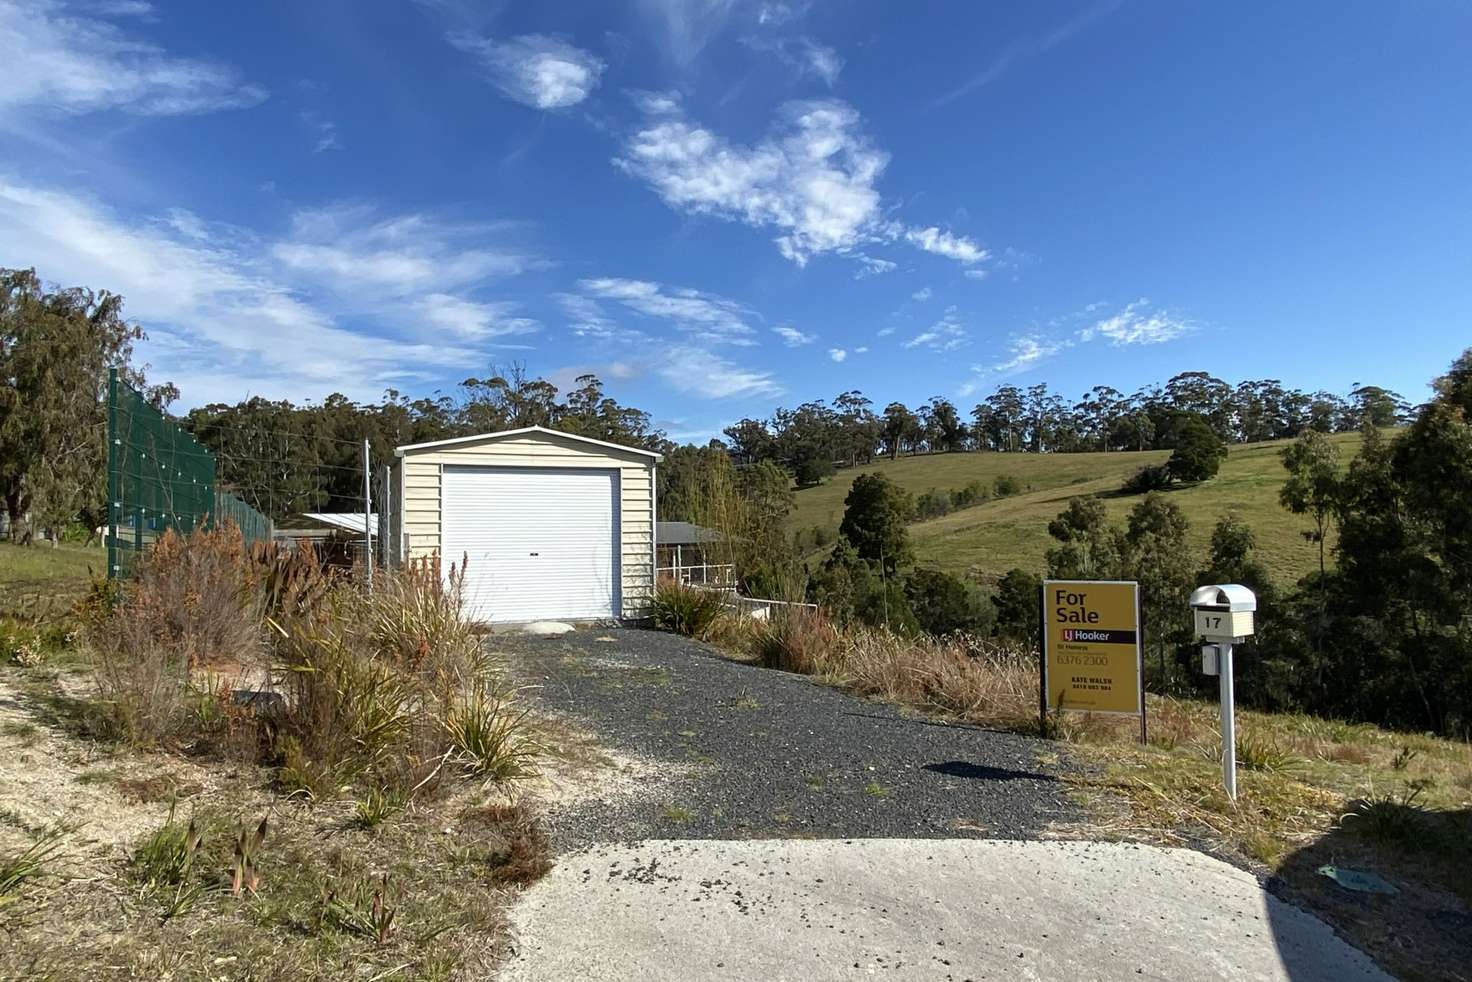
[{"x1": 2, "y1": 0, "x2": 1468, "y2": 442}]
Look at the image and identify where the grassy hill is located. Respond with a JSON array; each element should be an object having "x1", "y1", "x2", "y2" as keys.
[
  {"x1": 0, "y1": 540, "x2": 103, "y2": 617},
  {"x1": 789, "y1": 432, "x2": 1366, "y2": 585}
]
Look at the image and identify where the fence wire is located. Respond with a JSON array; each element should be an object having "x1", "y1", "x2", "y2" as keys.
[{"x1": 106, "y1": 369, "x2": 274, "y2": 577}]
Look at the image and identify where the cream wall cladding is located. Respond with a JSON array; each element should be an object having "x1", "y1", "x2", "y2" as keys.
[{"x1": 393, "y1": 427, "x2": 659, "y2": 621}]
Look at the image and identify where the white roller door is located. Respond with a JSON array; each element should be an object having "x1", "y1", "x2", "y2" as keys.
[{"x1": 441, "y1": 466, "x2": 620, "y2": 623}]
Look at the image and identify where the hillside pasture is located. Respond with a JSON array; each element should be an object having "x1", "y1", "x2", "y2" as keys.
[
  {"x1": 789, "y1": 432, "x2": 1366, "y2": 585},
  {"x1": 0, "y1": 541, "x2": 102, "y2": 617}
]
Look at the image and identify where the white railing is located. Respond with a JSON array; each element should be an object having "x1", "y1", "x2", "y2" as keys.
[
  {"x1": 656, "y1": 562, "x2": 736, "y2": 589},
  {"x1": 721, "y1": 594, "x2": 818, "y2": 620}
]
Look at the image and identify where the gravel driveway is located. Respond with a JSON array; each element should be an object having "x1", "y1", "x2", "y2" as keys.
[{"x1": 492, "y1": 628, "x2": 1079, "y2": 847}]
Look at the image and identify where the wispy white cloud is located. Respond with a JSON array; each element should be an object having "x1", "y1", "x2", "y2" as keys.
[
  {"x1": 755, "y1": 1, "x2": 808, "y2": 27},
  {"x1": 419, "y1": 292, "x2": 538, "y2": 342},
  {"x1": 991, "y1": 334, "x2": 1072, "y2": 373},
  {"x1": 800, "y1": 39, "x2": 844, "y2": 86},
  {"x1": 448, "y1": 33, "x2": 605, "y2": 109},
  {"x1": 0, "y1": 179, "x2": 490, "y2": 404},
  {"x1": 970, "y1": 298, "x2": 1192, "y2": 382},
  {"x1": 657, "y1": 345, "x2": 782, "y2": 399},
  {"x1": 932, "y1": 0, "x2": 1120, "y2": 107},
  {"x1": 963, "y1": 268, "x2": 989, "y2": 281},
  {"x1": 271, "y1": 205, "x2": 530, "y2": 298},
  {"x1": 854, "y1": 346, "x2": 868, "y2": 354},
  {"x1": 911, "y1": 286, "x2": 932, "y2": 302},
  {"x1": 0, "y1": 0, "x2": 268, "y2": 119},
  {"x1": 902, "y1": 306, "x2": 969, "y2": 352},
  {"x1": 1079, "y1": 298, "x2": 1191, "y2": 346},
  {"x1": 578, "y1": 277, "x2": 756, "y2": 345},
  {"x1": 617, "y1": 97, "x2": 985, "y2": 270},
  {"x1": 877, "y1": 326, "x2": 896, "y2": 337},
  {"x1": 828, "y1": 347, "x2": 847, "y2": 362},
  {"x1": 557, "y1": 293, "x2": 628, "y2": 340},
  {"x1": 630, "y1": 89, "x2": 683, "y2": 115},
  {"x1": 853, "y1": 254, "x2": 897, "y2": 278},
  {"x1": 772, "y1": 325, "x2": 815, "y2": 346},
  {"x1": 84, "y1": 1, "x2": 153, "y2": 15},
  {"x1": 299, "y1": 110, "x2": 341, "y2": 153},
  {"x1": 638, "y1": 0, "x2": 740, "y2": 64},
  {"x1": 904, "y1": 226, "x2": 988, "y2": 265},
  {"x1": 747, "y1": 34, "x2": 843, "y2": 86}
]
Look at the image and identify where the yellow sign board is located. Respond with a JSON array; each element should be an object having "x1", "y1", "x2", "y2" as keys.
[{"x1": 1042, "y1": 579, "x2": 1142, "y2": 716}]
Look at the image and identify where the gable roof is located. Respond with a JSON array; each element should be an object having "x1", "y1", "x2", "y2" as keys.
[
  {"x1": 656, "y1": 521, "x2": 723, "y2": 545},
  {"x1": 277, "y1": 513, "x2": 378, "y2": 536},
  {"x1": 395, "y1": 425, "x2": 663, "y2": 461}
]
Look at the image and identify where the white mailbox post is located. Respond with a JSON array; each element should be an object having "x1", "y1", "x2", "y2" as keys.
[{"x1": 1189, "y1": 584, "x2": 1257, "y2": 801}]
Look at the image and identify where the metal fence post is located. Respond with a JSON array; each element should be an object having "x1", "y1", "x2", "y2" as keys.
[
  {"x1": 362, "y1": 438, "x2": 373, "y2": 592},
  {"x1": 107, "y1": 368, "x2": 119, "y2": 578},
  {"x1": 381, "y1": 463, "x2": 392, "y2": 569}
]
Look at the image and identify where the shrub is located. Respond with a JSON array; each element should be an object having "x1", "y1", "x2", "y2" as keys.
[
  {"x1": 992, "y1": 568, "x2": 1041, "y2": 648},
  {"x1": 348, "y1": 787, "x2": 405, "y2": 831},
  {"x1": 904, "y1": 568, "x2": 993, "y2": 636},
  {"x1": 950, "y1": 480, "x2": 989, "y2": 509},
  {"x1": 754, "y1": 607, "x2": 844, "y2": 675},
  {"x1": 444, "y1": 686, "x2": 539, "y2": 780},
  {"x1": 1234, "y1": 733, "x2": 1302, "y2": 774},
  {"x1": 85, "y1": 531, "x2": 537, "y2": 801},
  {"x1": 811, "y1": 525, "x2": 833, "y2": 548},
  {"x1": 650, "y1": 579, "x2": 726, "y2": 638},
  {"x1": 1122, "y1": 463, "x2": 1173, "y2": 494},
  {"x1": 793, "y1": 451, "x2": 835, "y2": 487},
  {"x1": 86, "y1": 525, "x2": 265, "y2": 746},
  {"x1": 1167, "y1": 415, "x2": 1228, "y2": 482},
  {"x1": 993, "y1": 474, "x2": 1022, "y2": 498},
  {"x1": 915, "y1": 488, "x2": 952, "y2": 521}
]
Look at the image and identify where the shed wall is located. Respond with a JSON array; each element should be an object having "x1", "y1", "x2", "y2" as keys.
[{"x1": 397, "y1": 433, "x2": 655, "y2": 618}]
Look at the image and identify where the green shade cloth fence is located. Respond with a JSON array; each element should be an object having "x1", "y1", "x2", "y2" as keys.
[{"x1": 106, "y1": 369, "x2": 273, "y2": 577}]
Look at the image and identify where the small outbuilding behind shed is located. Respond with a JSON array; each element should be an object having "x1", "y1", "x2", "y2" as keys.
[{"x1": 391, "y1": 426, "x2": 661, "y2": 624}]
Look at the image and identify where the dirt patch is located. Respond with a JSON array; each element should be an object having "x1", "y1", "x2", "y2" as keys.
[
  {"x1": 0, "y1": 666, "x2": 560, "y2": 981},
  {"x1": 521, "y1": 710, "x2": 689, "y2": 815},
  {"x1": 0, "y1": 672, "x2": 218, "y2": 861}
]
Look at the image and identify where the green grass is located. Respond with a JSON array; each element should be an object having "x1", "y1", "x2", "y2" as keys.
[
  {"x1": 789, "y1": 432, "x2": 1366, "y2": 585},
  {"x1": 0, "y1": 540, "x2": 102, "y2": 616}
]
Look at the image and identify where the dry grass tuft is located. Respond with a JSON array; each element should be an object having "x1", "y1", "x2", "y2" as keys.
[
  {"x1": 649, "y1": 579, "x2": 726, "y2": 638},
  {"x1": 733, "y1": 608, "x2": 1039, "y2": 731}
]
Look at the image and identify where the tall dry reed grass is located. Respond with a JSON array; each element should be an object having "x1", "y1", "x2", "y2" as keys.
[{"x1": 744, "y1": 608, "x2": 1040, "y2": 731}]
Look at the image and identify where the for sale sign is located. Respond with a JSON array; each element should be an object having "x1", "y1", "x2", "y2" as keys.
[{"x1": 1042, "y1": 580, "x2": 1143, "y2": 716}]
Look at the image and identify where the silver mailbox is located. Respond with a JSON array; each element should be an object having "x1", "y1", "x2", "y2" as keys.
[{"x1": 1189, "y1": 584, "x2": 1257, "y2": 641}]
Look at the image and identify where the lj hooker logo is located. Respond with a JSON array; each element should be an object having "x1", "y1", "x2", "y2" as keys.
[{"x1": 1062, "y1": 627, "x2": 1134, "y2": 644}]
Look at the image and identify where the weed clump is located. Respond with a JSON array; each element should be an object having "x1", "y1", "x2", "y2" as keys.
[
  {"x1": 0, "y1": 823, "x2": 68, "y2": 907},
  {"x1": 82, "y1": 526, "x2": 538, "y2": 805},
  {"x1": 739, "y1": 607, "x2": 1037, "y2": 729},
  {"x1": 650, "y1": 579, "x2": 726, "y2": 638},
  {"x1": 85, "y1": 524, "x2": 269, "y2": 745}
]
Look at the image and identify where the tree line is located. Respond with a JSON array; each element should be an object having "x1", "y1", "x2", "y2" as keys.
[
  {"x1": 719, "y1": 374, "x2": 1414, "y2": 483},
  {"x1": 184, "y1": 368, "x2": 668, "y2": 520}
]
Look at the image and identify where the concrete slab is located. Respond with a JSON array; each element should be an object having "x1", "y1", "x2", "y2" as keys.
[
  {"x1": 516, "y1": 621, "x2": 576, "y2": 636},
  {"x1": 499, "y1": 839, "x2": 1391, "y2": 982}
]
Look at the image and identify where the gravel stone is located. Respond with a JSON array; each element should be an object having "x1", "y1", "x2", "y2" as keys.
[{"x1": 491, "y1": 628, "x2": 1081, "y2": 848}]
